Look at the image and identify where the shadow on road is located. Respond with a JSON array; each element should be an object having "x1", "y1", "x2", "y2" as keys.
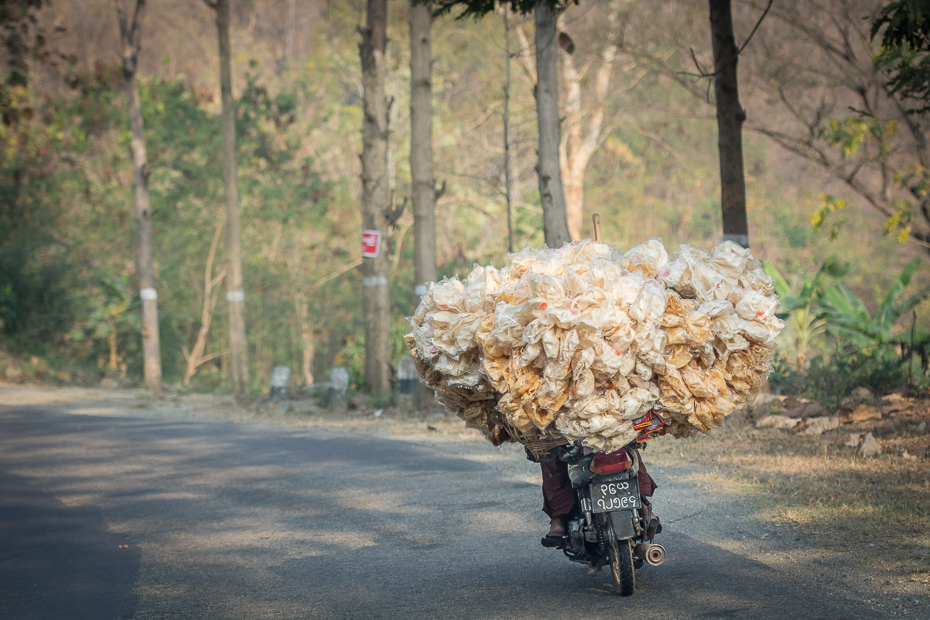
[{"x1": 0, "y1": 468, "x2": 140, "y2": 620}]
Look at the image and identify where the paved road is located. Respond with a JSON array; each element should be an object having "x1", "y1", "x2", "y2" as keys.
[{"x1": 0, "y1": 406, "x2": 882, "y2": 619}]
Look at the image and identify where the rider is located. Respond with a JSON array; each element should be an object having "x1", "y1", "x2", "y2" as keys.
[{"x1": 540, "y1": 444, "x2": 658, "y2": 537}]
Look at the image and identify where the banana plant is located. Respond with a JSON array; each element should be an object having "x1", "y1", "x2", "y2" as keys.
[
  {"x1": 69, "y1": 272, "x2": 140, "y2": 372},
  {"x1": 762, "y1": 258, "x2": 848, "y2": 372},
  {"x1": 819, "y1": 256, "x2": 930, "y2": 354}
]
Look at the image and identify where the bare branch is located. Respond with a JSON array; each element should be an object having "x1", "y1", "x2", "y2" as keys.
[
  {"x1": 512, "y1": 20, "x2": 536, "y2": 85},
  {"x1": 758, "y1": 3, "x2": 856, "y2": 76},
  {"x1": 182, "y1": 216, "x2": 226, "y2": 385},
  {"x1": 129, "y1": 0, "x2": 145, "y2": 47},
  {"x1": 738, "y1": 0, "x2": 774, "y2": 54},
  {"x1": 209, "y1": 268, "x2": 227, "y2": 290},
  {"x1": 749, "y1": 124, "x2": 893, "y2": 220},
  {"x1": 625, "y1": 47, "x2": 708, "y2": 102},
  {"x1": 689, "y1": 47, "x2": 713, "y2": 78},
  {"x1": 434, "y1": 179, "x2": 447, "y2": 201},
  {"x1": 309, "y1": 258, "x2": 363, "y2": 291}
]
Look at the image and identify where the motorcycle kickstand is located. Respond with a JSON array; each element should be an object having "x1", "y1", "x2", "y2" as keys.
[{"x1": 587, "y1": 553, "x2": 610, "y2": 576}]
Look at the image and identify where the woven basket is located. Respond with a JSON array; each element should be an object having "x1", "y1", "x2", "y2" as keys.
[{"x1": 500, "y1": 417, "x2": 569, "y2": 460}]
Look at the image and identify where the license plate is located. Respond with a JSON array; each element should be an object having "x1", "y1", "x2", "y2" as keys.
[{"x1": 589, "y1": 473, "x2": 641, "y2": 513}]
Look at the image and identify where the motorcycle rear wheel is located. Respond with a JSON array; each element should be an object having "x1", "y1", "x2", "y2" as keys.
[{"x1": 605, "y1": 525, "x2": 635, "y2": 596}]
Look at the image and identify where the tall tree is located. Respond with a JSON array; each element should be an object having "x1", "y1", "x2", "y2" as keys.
[
  {"x1": 433, "y1": 0, "x2": 571, "y2": 248},
  {"x1": 1, "y1": 0, "x2": 42, "y2": 89},
  {"x1": 360, "y1": 0, "x2": 392, "y2": 394},
  {"x1": 115, "y1": 0, "x2": 162, "y2": 391},
  {"x1": 558, "y1": 0, "x2": 627, "y2": 241},
  {"x1": 709, "y1": 0, "x2": 749, "y2": 248},
  {"x1": 503, "y1": 5, "x2": 515, "y2": 253},
  {"x1": 205, "y1": 0, "x2": 250, "y2": 393},
  {"x1": 534, "y1": 2, "x2": 572, "y2": 247},
  {"x1": 410, "y1": 0, "x2": 437, "y2": 297},
  {"x1": 410, "y1": 0, "x2": 438, "y2": 408}
]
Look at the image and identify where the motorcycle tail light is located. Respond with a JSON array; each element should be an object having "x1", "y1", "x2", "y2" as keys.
[{"x1": 590, "y1": 448, "x2": 633, "y2": 474}]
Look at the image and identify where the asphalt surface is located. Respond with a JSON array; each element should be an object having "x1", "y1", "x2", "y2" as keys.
[{"x1": 0, "y1": 405, "x2": 885, "y2": 620}]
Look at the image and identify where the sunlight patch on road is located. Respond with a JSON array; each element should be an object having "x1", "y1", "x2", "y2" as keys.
[{"x1": 329, "y1": 488, "x2": 431, "y2": 515}]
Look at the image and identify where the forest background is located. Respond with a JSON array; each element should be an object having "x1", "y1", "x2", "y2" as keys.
[{"x1": 2, "y1": 0, "x2": 929, "y2": 400}]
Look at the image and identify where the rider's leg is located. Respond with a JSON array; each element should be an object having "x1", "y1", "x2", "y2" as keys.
[
  {"x1": 635, "y1": 449, "x2": 657, "y2": 497},
  {"x1": 540, "y1": 457, "x2": 574, "y2": 536},
  {"x1": 634, "y1": 449, "x2": 660, "y2": 526}
]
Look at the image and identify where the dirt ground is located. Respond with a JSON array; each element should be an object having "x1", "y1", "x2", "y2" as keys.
[{"x1": 1, "y1": 383, "x2": 928, "y2": 615}]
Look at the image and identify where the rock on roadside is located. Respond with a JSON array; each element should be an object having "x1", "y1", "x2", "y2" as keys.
[
  {"x1": 860, "y1": 432, "x2": 882, "y2": 457},
  {"x1": 756, "y1": 415, "x2": 801, "y2": 430},
  {"x1": 804, "y1": 416, "x2": 840, "y2": 436}
]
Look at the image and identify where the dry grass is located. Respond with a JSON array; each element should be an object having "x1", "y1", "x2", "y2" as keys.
[{"x1": 645, "y1": 416, "x2": 930, "y2": 586}]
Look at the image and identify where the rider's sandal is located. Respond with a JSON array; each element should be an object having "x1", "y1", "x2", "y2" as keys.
[
  {"x1": 546, "y1": 517, "x2": 566, "y2": 537},
  {"x1": 541, "y1": 517, "x2": 567, "y2": 546}
]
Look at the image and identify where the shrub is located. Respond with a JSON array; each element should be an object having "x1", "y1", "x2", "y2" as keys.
[
  {"x1": 769, "y1": 348, "x2": 914, "y2": 410},
  {"x1": 0, "y1": 237, "x2": 76, "y2": 352}
]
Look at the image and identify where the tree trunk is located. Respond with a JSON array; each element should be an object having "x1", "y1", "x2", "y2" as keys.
[
  {"x1": 360, "y1": 0, "x2": 392, "y2": 395},
  {"x1": 300, "y1": 319, "x2": 315, "y2": 386},
  {"x1": 215, "y1": 0, "x2": 251, "y2": 392},
  {"x1": 108, "y1": 323, "x2": 118, "y2": 371},
  {"x1": 558, "y1": 0, "x2": 622, "y2": 241},
  {"x1": 292, "y1": 284, "x2": 315, "y2": 386},
  {"x1": 286, "y1": 0, "x2": 296, "y2": 64},
  {"x1": 410, "y1": 0, "x2": 437, "y2": 410},
  {"x1": 709, "y1": 0, "x2": 749, "y2": 248},
  {"x1": 287, "y1": 228, "x2": 314, "y2": 387},
  {"x1": 534, "y1": 2, "x2": 571, "y2": 249},
  {"x1": 182, "y1": 216, "x2": 226, "y2": 385},
  {"x1": 4, "y1": 0, "x2": 31, "y2": 89},
  {"x1": 117, "y1": 0, "x2": 162, "y2": 392},
  {"x1": 503, "y1": 6, "x2": 515, "y2": 254},
  {"x1": 410, "y1": 0, "x2": 436, "y2": 298}
]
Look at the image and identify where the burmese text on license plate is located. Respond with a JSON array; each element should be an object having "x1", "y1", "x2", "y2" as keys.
[{"x1": 591, "y1": 478, "x2": 641, "y2": 512}]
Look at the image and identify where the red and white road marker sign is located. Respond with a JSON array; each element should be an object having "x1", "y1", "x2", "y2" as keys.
[{"x1": 361, "y1": 230, "x2": 382, "y2": 258}]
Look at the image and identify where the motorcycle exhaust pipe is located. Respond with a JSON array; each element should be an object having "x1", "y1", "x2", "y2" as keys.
[{"x1": 634, "y1": 543, "x2": 666, "y2": 566}]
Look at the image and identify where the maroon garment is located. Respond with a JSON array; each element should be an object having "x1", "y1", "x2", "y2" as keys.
[
  {"x1": 635, "y1": 449, "x2": 657, "y2": 497},
  {"x1": 540, "y1": 449, "x2": 657, "y2": 519},
  {"x1": 540, "y1": 457, "x2": 575, "y2": 518}
]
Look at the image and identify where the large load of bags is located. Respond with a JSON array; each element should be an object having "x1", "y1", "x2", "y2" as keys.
[{"x1": 404, "y1": 238, "x2": 784, "y2": 453}]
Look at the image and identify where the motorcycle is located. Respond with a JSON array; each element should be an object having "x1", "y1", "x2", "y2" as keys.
[{"x1": 540, "y1": 443, "x2": 665, "y2": 596}]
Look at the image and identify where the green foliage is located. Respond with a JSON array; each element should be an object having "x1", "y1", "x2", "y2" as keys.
[
  {"x1": 0, "y1": 61, "x2": 346, "y2": 387},
  {"x1": 769, "y1": 202, "x2": 817, "y2": 250},
  {"x1": 763, "y1": 258, "x2": 847, "y2": 372},
  {"x1": 0, "y1": 236, "x2": 76, "y2": 351},
  {"x1": 430, "y1": 0, "x2": 563, "y2": 20},
  {"x1": 332, "y1": 318, "x2": 415, "y2": 393},
  {"x1": 0, "y1": 0, "x2": 51, "y2": 121},
  {"x1": 337, "y1": 333, "x2": 365, "y2": 391},
  {"x1": 815, "y1": 109, "x2": 927, "y2": 243},
  {"x1": 819, "y1": 256, "x2": 930, "y2": 350},
  {"x1": 0, "y1": 282, "x2": 14, "y2": 330},
  {"x1": 819, "y1": 116, "x2": 896, "y2": 160},
  {"x1": 764, "y1": 257, "x2": 849, "y2": 314},
  {"x1": 813, "y1": 118, "x2": 925, "y2": 243},
  {"x1": 155, "y1": 311, "x2": 183, "y2": 384},
  {"x1": 873, "y1": 0, "x2": 930, "y2": 113},
  {"x1": 769, "y1": 350, "x2": 912, "y2": 410},
  {"x1": 67, "y1": 271, "x2": 141, "y2": 372},
  {"x1": 767, "y1": 255, "x2": 930, "y2": 399}
]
